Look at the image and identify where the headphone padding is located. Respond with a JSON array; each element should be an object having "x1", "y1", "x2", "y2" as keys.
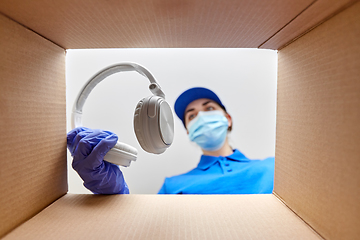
[
  {"x1": 134, "y1": 98, "x2": 148, "y2": 150},
  {"x1": 113, "y1": 141, "x2": 138, "y2": 155},
  {"x1": 104, "y1": 141, "x2": 137, "y2": 167}
]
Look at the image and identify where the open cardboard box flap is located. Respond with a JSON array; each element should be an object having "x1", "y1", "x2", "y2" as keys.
[
  {"x1": 4, "y1": 194, "x2": 321, "y2": 239},
  {"x1": 1, "y1": 1, "x2": 359, "y2": 239}
]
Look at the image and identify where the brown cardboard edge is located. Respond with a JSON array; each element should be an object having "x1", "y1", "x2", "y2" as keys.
[
  {"x1": 273, "y1": 0, "x2": 359, "y2": 50},
  {"x1": 2, "y1": 193, "x2": 68, "y2": 239},
  {"x1": 273, "y1": 192, "x2": 325, "y2": 240},
  {"x1": 4, "y1": 193, "x2": 324, "y2": 239},
  {"x1": 0, "y1": 12, "x2": 68, "y2": 237},
  {"x1": 0, "y1": 11, "x2": 64, "y2": 49},
  {"x1": 258, "y1": 0, "x2": 318, "y2": 49}
]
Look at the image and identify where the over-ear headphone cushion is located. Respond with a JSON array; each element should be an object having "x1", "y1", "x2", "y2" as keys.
[
  {"x1": 134, "y1": 96, "x2": 174, "y2": 154},
  {"x1": 113, "y1": 141, "x2": 138, "y2": 155},
  {"x1": 104, "y1": 141, "x2": 137, "y2": 167},
  {"x1": 134, "y1": 99, "x2": 147, "y2": 150}
]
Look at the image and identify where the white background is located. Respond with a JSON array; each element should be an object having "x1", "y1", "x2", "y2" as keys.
[{"x1": 66, "y1": 48, "x2": 277, "y2": 194}]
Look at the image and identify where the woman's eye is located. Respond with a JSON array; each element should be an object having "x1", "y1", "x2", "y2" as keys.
[
  {"x1": 188, "y1": 114, "x2": 196, "y2": 120},
  {"x1": 206, "y1": 106, "x2": 215, "y2": 111}
]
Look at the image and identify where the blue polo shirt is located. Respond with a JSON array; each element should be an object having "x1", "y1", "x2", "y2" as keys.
[{"x1": 158, "y1": 149, "x2": 274, "y2": 194}]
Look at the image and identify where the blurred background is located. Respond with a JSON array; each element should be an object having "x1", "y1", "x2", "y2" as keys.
[{"x1": 66, "y1": 48, "x2": 277, "y2": 194}]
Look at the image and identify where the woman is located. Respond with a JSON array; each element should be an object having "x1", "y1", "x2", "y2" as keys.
[
  {"x1": 67, "y1": 87, "x2": 274, "y2": 194},
  {"x1": 158, "y1": 87, "x2": 274, "y2": 194}
]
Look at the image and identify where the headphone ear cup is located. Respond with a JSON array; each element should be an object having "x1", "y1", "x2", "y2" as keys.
[
  {"x1": 134, "y1": 96, "x2": 174, "y2": 154},
  {"x1": 104, "y1": 141, "x2": 138, "y2": 167},
  {"x1": 133, "y1": 98, "x2": 148, "y2": 151}
]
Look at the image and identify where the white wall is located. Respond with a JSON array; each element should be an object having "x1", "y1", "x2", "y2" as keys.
[{"x1": 66, "y1": 48, "x2": 277, "y2": 194}]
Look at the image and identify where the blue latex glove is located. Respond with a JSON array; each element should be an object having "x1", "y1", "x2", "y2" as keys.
[{"x1": 67, "y1": 127, "x2": 129, "y2": 194}]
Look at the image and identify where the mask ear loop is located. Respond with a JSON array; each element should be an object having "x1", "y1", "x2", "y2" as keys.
[{"x1": 71, "y1": 62, "x2": 165, "y2": 129}]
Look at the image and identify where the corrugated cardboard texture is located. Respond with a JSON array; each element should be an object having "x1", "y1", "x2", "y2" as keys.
[
  {"x1": 0, "y1": 14, "x2": 67, "y2": 237},
  {"x1": 261, "y1": 0, "x2": 358, "y2": 49},
  {"x1": 4, "y1": 194, "x2": 321, "y2": 240},
  {"x1": 0, "y1": 0, "x2": 314, "y2": 49},
  {"x1": 276, "y1": 2, "x2": 360, "y2": 240}
]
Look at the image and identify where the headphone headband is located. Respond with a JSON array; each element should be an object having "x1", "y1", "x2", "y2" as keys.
[{"x1": 72, "y1": 63, "x2": 165, "y2": 128}]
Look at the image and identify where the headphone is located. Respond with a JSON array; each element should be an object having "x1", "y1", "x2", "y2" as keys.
[{"x1": 72, "y1": 63, "x2": 174, "y2": 167}]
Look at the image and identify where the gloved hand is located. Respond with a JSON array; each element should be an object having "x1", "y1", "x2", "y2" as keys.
[{"x1": 67, "y1": 127, "x2": 129, "y2": 194}]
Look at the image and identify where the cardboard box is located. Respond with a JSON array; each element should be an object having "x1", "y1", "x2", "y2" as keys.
[{"x1": 0, "y1": 0, "x2": 359, "y2": 239}]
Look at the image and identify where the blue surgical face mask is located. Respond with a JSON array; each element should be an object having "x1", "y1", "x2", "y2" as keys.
[{"x1": 187, "y1": 110, "x2": 229, "y2": 151}]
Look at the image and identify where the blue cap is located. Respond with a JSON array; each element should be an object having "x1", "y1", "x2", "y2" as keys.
[{"x1": 174, "y1": 87, "x2": 226, "y2": 126}]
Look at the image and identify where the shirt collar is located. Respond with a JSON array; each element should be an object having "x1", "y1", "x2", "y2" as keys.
[{"x1": 196, "y1": 149, "x2": 249, "y2": 170}]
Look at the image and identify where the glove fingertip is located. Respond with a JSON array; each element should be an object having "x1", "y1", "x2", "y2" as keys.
[
  {"x1": 110, "y1": 133, "x2": 118, "y2": 143},
  {"x1": 67, "y1": 127, "x2": 89, "y2": 144}
]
